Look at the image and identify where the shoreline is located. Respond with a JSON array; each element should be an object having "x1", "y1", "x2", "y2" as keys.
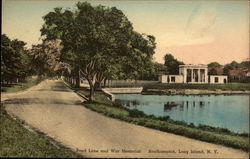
[
  {"x1": 142, "y1": 89, "x2": 250, "y2": 95},
  {"x1": 74, "y1": 87, "x2": 249, "y2": 152}
]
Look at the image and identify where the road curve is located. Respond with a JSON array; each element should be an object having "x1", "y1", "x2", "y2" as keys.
[{"x1": 2, "y1": 80, "x2": 249, "y2": 158}]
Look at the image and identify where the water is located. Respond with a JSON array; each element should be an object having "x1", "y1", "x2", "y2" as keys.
[{"x1": 115, "y1": 94, "x2": 249, "y2": 133}]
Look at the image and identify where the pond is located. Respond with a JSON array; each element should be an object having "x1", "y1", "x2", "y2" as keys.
[{"x1": 115, "y1": 94, "x2": 249, "y2": 133}]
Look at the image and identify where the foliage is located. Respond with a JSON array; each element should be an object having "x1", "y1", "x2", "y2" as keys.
[
  {"x1": 164, "y1": 54, "x2": 184, "y2": 75},
  {"x1": 223, "y1": 60, "x2": 250, "y2": 83},
  {"x1": 137, "y1": 62, "x2": 167, "y2": 80},
  {"x1": 240, "y1": 60, "x2": 250, "y2": 68},
  {"x1": 208, "y1": 62, "x2": 222, "y2": 75},
  {"x1": 223, "y1": 61, "x2": 241, "y2": 75},
  {"x1": 223, "y1": 60, "x2": 249, "y2": 74},
  {"x1": 40, "y1": 2, "x2": 156, "y2": 101},
  {"x1": 208, "y1": 68, "x2": 218, "y2": 75},
  {"x1": 129, "y1": 109, "x2": 145, "y2": 117},
  {"x1": 154, "y1": 62, "x2": 168, "y2": 74},
  {"x1": 30, "y1": 40, "x2": 70, "y2": 77},
  {"x1": 208, "y1": 62, "x2": 222, "y2": 68},
  {"x1": 143, "y1": 83, "x2": 250, "y2": 91},
  {"x1": 1, "y1": 34, "x2": 34, "y2": 84}
]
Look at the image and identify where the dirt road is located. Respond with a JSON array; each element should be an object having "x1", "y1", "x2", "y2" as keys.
[{"x1": 2, "y1": 80, "x2": 249, "y2": 158}]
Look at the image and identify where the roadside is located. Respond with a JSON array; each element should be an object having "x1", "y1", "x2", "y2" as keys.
[
  {"x1": 0, "y1": 104, "x2": 81, "y2": 158},
  {"x1": 0, "y1": 79, "x2": 82, "y2": 158},
  {"x1": 1, "y1": 76, "x2": 45, "y2": 93},
  {"x1": 1, "y1": 77, "x2": 46, "y2": 102}
]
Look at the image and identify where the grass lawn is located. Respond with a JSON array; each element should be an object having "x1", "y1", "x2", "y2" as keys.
[
  {"x1": 0, "y1": 104, "x2": 81, "y2": 158},
  {"x1": 1, "y1": 77, "x2": 45, "y2": 93},
  {"x1": 77, "y1": 88, "x2": 249, "y2": 152},
  {"x1": 143, "y1": 82, "x2": 250, "y2": 91}
]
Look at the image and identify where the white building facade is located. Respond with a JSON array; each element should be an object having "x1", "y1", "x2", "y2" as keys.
[
  {"x1": 209, "y1": 75, "x2": 228, "y2": 84},
  {"x1": 159, "y1": 64, "x2": 227, "y2": 84}
]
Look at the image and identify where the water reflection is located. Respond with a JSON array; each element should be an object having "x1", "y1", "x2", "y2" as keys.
[
  {"x1": 119, "y1": 99, "x2": 208, "y2": 112},
  {"x1": 115, "y1": 94, "x2": 249, "y2": 133},
  {"x1": 164, "y1": 102, "x2": 178, "y2": 111},
  {"x1": 116, "y1": 99, "x2": 149, "y2": 107}
]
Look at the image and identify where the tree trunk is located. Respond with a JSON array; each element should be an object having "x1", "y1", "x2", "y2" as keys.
[
  {"x1": 87, "y1": 77, "x2": 95, "y2": 102},
  {"x1": 94, "y1": 81, "x2": 101, "y2": 91},
  {"x1": 71, "y1": 77, "x2": 73, "y2": 85},
  {"x1": 75, "y1": 69, "x2": 80, "y2": 88},
  {"x1": 103, "y1": 78, "x2": 107, "y2": 88},
  {"x1": 89, "y1": 84, "x2": 95, "y2": 102}
]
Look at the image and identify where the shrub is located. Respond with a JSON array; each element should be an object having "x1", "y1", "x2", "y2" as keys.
[
  {"x1": 129, "y1": 109, "x2": 146, "y2": 118},
  {"x1": 157, "y1": 116, "x2": 170, "y2": 121}
]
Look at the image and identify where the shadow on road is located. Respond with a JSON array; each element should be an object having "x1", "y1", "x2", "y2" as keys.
[
  {"x1": 35, "y1": 89, "x2": 72, "y2": 92},
  {"x1": 3, "y1": 98, "x2": 83, "y2": 106}
]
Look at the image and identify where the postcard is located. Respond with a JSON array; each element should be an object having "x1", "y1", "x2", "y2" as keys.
[{"x1": 1, "y1": 0, "x2": 249, "y2": 158}]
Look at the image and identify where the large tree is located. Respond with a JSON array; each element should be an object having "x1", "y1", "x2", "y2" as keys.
[
  {"x1": 164, "y1": 53, "x2": 184, "y2": 75},
  {"x1": 40, "y1": 2, "x2": 155, "y2": 101}
]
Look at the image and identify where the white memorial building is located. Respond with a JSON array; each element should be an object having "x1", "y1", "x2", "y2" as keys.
[{"x1": 159, "y1": 64, "x2": 227, "y2": 84}]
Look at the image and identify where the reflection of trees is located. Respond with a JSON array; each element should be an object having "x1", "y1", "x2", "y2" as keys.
[
  {"x1": 164, "y1": 101, "x2": 178, "y2": 111},
  {"x1": 163, "y1": 100, "x2": 207, "y2": 112},
  {"x1": 116, "y1": 98, "x2": 208, "y2": 113},
  {"x1": 199, "y1": 101, "x2": 205, "y2": 107},
  {"x1": 115, "y1": 99, "x2": 148, "y2": 107},
  {"x1": 179, "y1": 101, "x2": 184, "y2": 111}
]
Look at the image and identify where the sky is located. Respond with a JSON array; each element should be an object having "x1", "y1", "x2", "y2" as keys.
[{"x1": 2, "y1": 0, "x2": 249, "y2": 65}]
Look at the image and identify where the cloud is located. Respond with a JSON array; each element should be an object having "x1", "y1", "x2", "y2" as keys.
[
  {"x1": 184, "y1": 4, "x2": 217, "y2": 44},
  {"x1": 159, "y1": 4, "x2": 217, "y2": 47}
]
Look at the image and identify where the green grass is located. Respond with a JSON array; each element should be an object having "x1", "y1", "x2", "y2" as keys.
[
  {"x1": 77, "y1": 89, "x2": 249, "y2": 152},
  {"x1": 1, "y1": 77, "x2": 45, "y2": 93},
  {"x1": 0, "y1": 104, "x2": 81, "y2": 158},
  {"x1": 143, "y1": 82, "x2": 250, "y2": 91}
]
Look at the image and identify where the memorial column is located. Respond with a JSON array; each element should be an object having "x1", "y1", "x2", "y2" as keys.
[{"x1": 191, "y1": 69, "x2": 193, "y2": 83}]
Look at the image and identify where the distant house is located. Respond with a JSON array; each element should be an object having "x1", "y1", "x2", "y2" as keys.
[
  {"x1": 228, "y1": 68, "x2": 250, "y2": 80},
  {"x1": 159, "y1": 64, "x2": 227, "y2": 84}
]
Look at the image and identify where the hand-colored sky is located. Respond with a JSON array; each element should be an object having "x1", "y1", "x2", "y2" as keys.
[{"x1": 2, "y1": 0, "x2": 249, "y2": 65}]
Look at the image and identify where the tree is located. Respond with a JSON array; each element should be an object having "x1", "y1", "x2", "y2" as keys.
[
  {"x1": 208, "y1": 68, "x2": 218, "y2": 75},
  {"x1": 40, "y1": 2, "x2": 156, "y2": 101},
  {"x1": 30, "y1": 40, "x2": 71, "y2": 77},
  {"x1": 111, "y1": 32, "x2": 156, "y2": 81},
  {"x1": 240, "y1": 60, "x2": 250, "y2": 68},
  {"x1": 207, "y1": 62, "x2": 222, "y2": 75},
  {"x1": 208, "y1": 62, "x2": 222, "y2": 68},
  {"x1": 138, "y1": 62, "x2": 167, "y2": 80},
  {"x1": 223, "y1": 61, "x2": 240, "y2": 75},
  {"x1": 1, "y1": 34, "x2": 33, "y2": 84},
  {"x1": 154, "y1": 62, "x2": 168, "y2": 74},
  {"x1": 164, "y1": 54, "x2": 184, "y2": 75}
]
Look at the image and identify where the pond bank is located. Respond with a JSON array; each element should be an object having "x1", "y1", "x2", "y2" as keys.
[
  {"x1": 142, "y1": 88, "x2": 250, "y2": 95},
  {"x1": 75, "y1": 89, "x2": 249, "y2": 152}
]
